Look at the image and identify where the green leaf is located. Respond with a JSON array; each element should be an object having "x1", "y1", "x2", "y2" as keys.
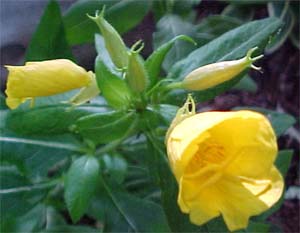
[
  {"x1": 233, "y1": 107, "x2": 296, "y2": 137},
  {"x1": 145, "y1": 35, "x2": 195, "y2": 87},
  {"x1": 153, "y1": 14, "x2": 197, "y2": 71},
  {"x1": 266, "y1": 1, "x2": 295, "y2": 53},
  {"x1": 152, "y1": 0, "x2": 201, "y2": 21},
  {"x1": 148, "y1": 104, "x2": 179, "y2": 126},
  {"x1": 289, "y1": 1, "x2": 300, "y2": 49},
  {"x1": 97, "y1": 177, "x2": 171, "y2": 232},
  {"x1": 0, "y1": 132, "x2": 82, "y2": 179},
  {"x1": 195, "y1": 15, "x2": 242, "y2": 47},
  {"x1": 6, "y1": 105, "x2": 105, "y2": 135},
  {"x1": 0, "y1": 166, "x2": 32, "y2": 221},
  {"x1": 0, "y1": 93, "x2": 8, "y2": 110},
  {"x1": 75, "y1": 111, "x2": 135, "y2": 145},
  {"x1": 244, "y1": 221, "x2": 271, "y2": 233},
  {"x1": 204, "y1": 217, "x2": 227, "y2": 232},
  {"x1": 63, "y1": 0, "x2": 151, "y2": 45},
  {"x1": 222, "y1": 4, "x2": 255, "y2": 22},
  {"x1": 232, "y1": 74, "x2": 257, "y2": 92},
  {"x1": 167, "y1": 17, "x2": 282, "y2": 102},
  {"x1": 172, "y1": 0, "x2": 202, "y2": 19},
  {"x1": 25, "y1": 0, "x2": 73, "y2": 61},
  {"x1": 146, "y1": 132, "x2": 204, "y2": 232},
  {"x1": 64, "y1": 155, "x2": 100, "y2": 222},
  {"x1": 275, "y1": 150, "x2": 293, "y2": 177},
  {"x1": 102, "y1": 153, "x2": 127, "y2": 184},
  {"x1": 9, "y1": 204, "x2": 47, "y2": 233},
  {"x1": 0, "y1": 166, "x2": 48, "y2": 226},
  {"x1": 95, "y1": 55, "x2": 132, "y2": 109}
]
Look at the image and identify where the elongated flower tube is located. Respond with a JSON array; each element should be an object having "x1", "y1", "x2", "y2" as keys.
[
  {"x1": 88, "y1": 9, "x2": 128, "y2": 69},
  {"x1": 166, "y1": 106, "x2": 283, "y2": 231},
  {"x1": 5, "y1": 59, "x2": 93, "y2": 109},
  {"x1": 181, "y1": 47, "x2": 263, "y2": 91}
]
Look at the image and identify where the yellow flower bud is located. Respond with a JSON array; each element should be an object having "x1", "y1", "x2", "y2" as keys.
[
  {"x1": 5, "y1": 59, "x2": 93, "y2": 109},
  {"x1": 166, "y1": 109, "x2": 283, "y2": 231},
  {"x1": 182, "y1": 47, "x2": 263, "y2": 91},
  {"x1": 126, "y1": 40, "x2": 149, "y2": 93},
  {"x1": 88, "y1": 9, "x2": 128, "y2": 69}
]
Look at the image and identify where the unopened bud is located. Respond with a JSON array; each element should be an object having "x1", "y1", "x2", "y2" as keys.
[
  {"x1": 126, "y1": 40, "x2": 149, "y2": 93},
  {"x1": 182, "y1": 47, "x2": 263, "y2": 91},
  {"x1": 88, "y1": 9, "x2": 128, "y2": 69}
]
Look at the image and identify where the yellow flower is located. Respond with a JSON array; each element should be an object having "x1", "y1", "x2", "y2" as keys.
[
  {"x1": 5, "y1": 59, "x2": 93, "y2": 109},
  {"x1": 166, "y1": 110, "x2": 283, "y2": 231}
]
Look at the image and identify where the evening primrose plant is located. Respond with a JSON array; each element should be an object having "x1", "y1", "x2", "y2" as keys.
[{"x1": 0, "y1": 1, "x2": 294, "y2": 233}]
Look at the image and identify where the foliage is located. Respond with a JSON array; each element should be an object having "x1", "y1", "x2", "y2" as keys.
[{"x1": 0, "y1": 0, "x2": 296, "y2": 232}]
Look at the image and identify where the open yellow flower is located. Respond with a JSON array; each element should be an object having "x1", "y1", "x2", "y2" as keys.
[
  {"x1": 166, "y1": 110, "x2": 283, "y2": 231},
  {"x1": 5, "y1": 59, "x2": 94, "y2": 109}
]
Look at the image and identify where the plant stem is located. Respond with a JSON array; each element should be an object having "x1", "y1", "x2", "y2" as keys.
[
  {"x1": 164, "y1": 82, "x2": 183, "y2": 91},
  {"x1": 0, "y1": 179, "x2": 60, "y2": 194}
]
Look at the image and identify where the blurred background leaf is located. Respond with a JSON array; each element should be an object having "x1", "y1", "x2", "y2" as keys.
[
  {"x1": 25, "y1": 0, "x2": 74, "y2": 61},
  {"x1": 153, "y1": 14, "x2": 197, "y2": 71},
  {"x1": 152, "y1": 0, "x2": 201, "y2": 21},
  {"x1": 266, "y1": 1, "x2": 295, "y2": 53},
  {"x1": 63, "y1": 0, "x2": 151, "y2": 45}
]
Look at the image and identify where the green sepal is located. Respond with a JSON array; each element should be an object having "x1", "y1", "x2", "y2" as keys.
[{"x1": 88, "y1": 9, "x2": 128, "y2": 69}]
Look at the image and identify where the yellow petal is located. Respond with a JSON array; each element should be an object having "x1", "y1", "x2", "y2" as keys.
[
  {"x1": 5, "y1": 97, "x2": 27, "y2": 109},
  {"x1": 215, "y1": 113, "x2": 277, "y2": 178},
  {"x1": 178, "y1": 167, "x2": 222, "y2": 213},
  {"x1": 5, "y1": 59, "x2": 92, "y2": 109},
  {"x1": 167, "y1": 110, "x2": 277, "y2": 180},
  {"x1": 242, "y1": 166, "x2": 284, "y2": 207},
  {"x1": 216, "y1": 175, "x2": 268, "y2": 231},
  {"x1": 167, "y1": 111, "x2": 231, "y2": 180},
  {"x1": 189, "y1": 190, "x2": 221, "y2": 226}
]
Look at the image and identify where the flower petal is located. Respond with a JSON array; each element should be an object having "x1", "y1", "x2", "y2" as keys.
[
  {"x1": 215, "y1": 175, "x2": 268, "y2": 231},
  {"x1": 167, "y1": 110, "x2": 276, "y2": 180},
  {"x1": 212, "y1": 113, "x2": 277, "y2": 178},
  {"x1": 167, "y1": 111, "x2": 235, "y2": 180},
  {"x1": 242, "y1": 166, "x2": 284, "y2": 207}
]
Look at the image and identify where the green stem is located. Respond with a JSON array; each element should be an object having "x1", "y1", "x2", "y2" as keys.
[
  {"x1": 164, "y1": 82, "x2": 183, "y2": 91},
  {"x1": 0, "y1": 179, "x2": 60, "y2": 194}
]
